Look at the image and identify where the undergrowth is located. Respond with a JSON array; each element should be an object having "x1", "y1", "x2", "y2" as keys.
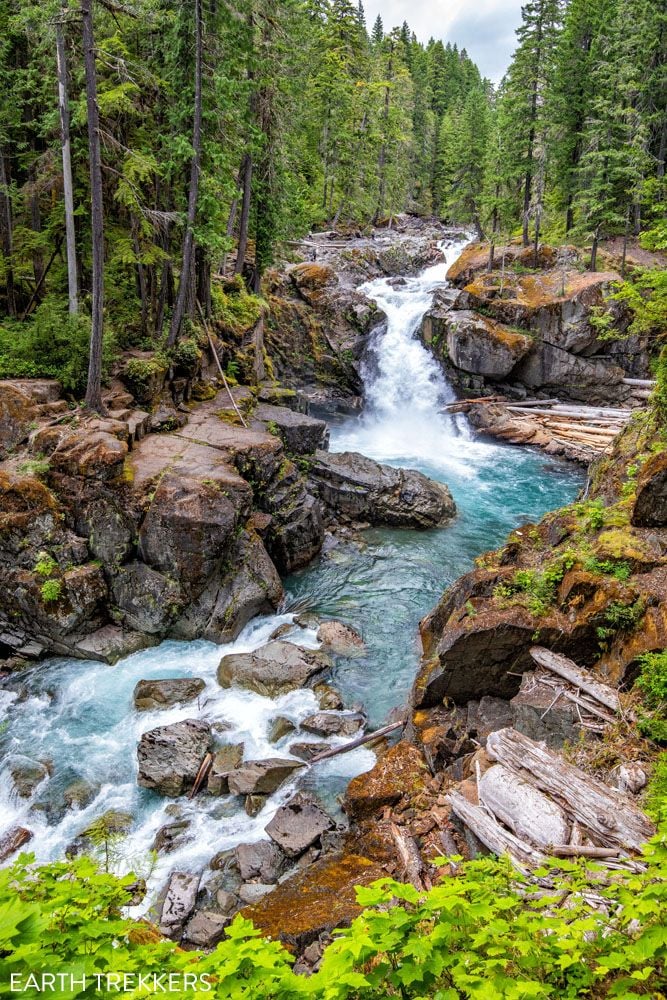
[{"x1": 1, "y1": 831, "x2": 666, "y2": 999}]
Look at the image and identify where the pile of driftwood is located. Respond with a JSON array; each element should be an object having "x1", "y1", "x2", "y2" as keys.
[
  {"x1": 444, "y1": 396, "x2": 636, "y2": 455},
  {"x1": 448, "y1": 647, "x2": 654, "y2": 875}
]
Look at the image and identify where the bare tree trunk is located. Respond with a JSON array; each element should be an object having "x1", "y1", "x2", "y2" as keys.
[
  {"x1": 234, "y1": 152, "x2": 253, "y2": 276},
  {"x1": 590, "y1": 225, "x2": 599, "y2": 272},
  {"x1": 81, "y1": 0, "x2": 105, "y2": 412},
  {"x1": 56, "y1": 6, "x2": 78, "y2": 315},
  {"x1": 0, "y1": 150, "x2": 16, "y2": 317},
  {"x1": 168, "y1": 0, "x2": 203, "y2": 346}
]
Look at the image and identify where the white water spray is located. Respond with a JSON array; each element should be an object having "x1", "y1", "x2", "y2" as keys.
[{"x1": 332, "y1": 237, "x2": 495, "y2": 478}]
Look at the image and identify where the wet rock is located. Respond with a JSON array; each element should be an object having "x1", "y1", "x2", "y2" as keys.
[
  {"x1": 159, "y1": 871, "x2": 201, "y2": 939},
  {"x1": 208, "y1": 849, "x2": 242, "y2": 891},
  {"x1": 235, "y1": 840, "x2": 288, "y2": 883},
  {"x1": 268, "y1": 716, "x2": 296, "y2": 743},
  {"x1": 260, "y1": 460, "x2": 325, "y2": 573},
  {"x1": 217, "y1": 640, "x2": 330, "y2": 696},
  {"x1": 440, "y1": 310, "x2": 533, "y2": 380},
  {"x1": 227, "y1": 759, "x2": 304, "y2": 796},
  {"x1": 254, "y1": 404, "x2": 329, "y2": 455},
  {"x1": 245, "y1": 794, "x2": 268, "y2": 817},
  {"x1": 137, "y1": 719, "x2": 213, "y2": 797},
  {"x1": 301, "y1": 712, "x2": 364, "y2": 738},
  {"x1": 0, "y1": 826, "x2": 33, "y2": 862},
  {"x1": 68, "y1": 809, "x2": 134, "y2": 857},
  {"x1": 133, "y1": 677, "x2": 206, "y2": 711},
  {"x1": 290, "y1": 742, "x2": 331, "y2": 762},
  {"x1": 238, "y1": 883, "x2": 275, "y2": 904},
  {"x1": 152, "y1": 820, "x2": 192, "y2": 855},
  {"x1": 308, "y1": 450, "x2": 456, "y2": 528},
  {"x1": 265, "y1": 792, "x2": 335, "y2": 857},
  {"x1": 215, "y1": 888, "x2": 240, "y2": 915},
  {"x1": 207, "y1": 744, "x2": 245, "y2": 795},
  {"x1": 316, "y1": 621, "x2": 366, "y2": 656},
  {"x1": 9, "y1": 756, "x2": 49, "y2": 798},
  {"x1": 74, "y1": 626, "x2": 158, "y2": 665},
  {"x1": 345, "y1": 742, "x2": 428, "y2": 821},
  {"x1": 313, "y1": 683, "x2": 344, "y2": 710},
  {"x1": 632, "y1": 453, "x2": 667, "y2": 527},
  {"x1": 63, "y1": 778, "x2": 98, "y2": 811},
  {"x1": 239, "y1": 852, "x2": 386, "y2": 952},
  {"x1": 183, "y1": 909, "x2": 228, "y2": 948}
]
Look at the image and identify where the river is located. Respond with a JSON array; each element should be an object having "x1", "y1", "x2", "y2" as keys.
[{"x1": 0, "y1": 238, "x2": 584, "y2": 901}]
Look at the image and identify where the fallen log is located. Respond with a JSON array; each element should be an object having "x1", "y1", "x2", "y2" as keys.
[
  {"x1": 486, "y1": 728, "x2": 654, "y2": 852},
  {"x1": 390, "y1": 822, "x2": 428, "y2": 889},
  {"x1": 506, "y1": 405, "x2": 630, "y2": 420},
  {"x1": 189, "y1": 752, "x2": 214, "y2": 799},
  {"x1": 308, "y1": 719, "x2": 404, "y2": 763},
  {"x1": 448, "y1": 790, "x2": 544, "y2": 870},
  {"x1": 530, "y1": 647, "x2": 621, "y2": 715},
  {"x1": 551, "y1": 845, "x2": 621, "y2": 859},
  {"x1": 622, "y1": 378, "x2": 655, "y2": 388},
  {"x1": 478, "y1": 765, "x2": 570, "y2": 849}
]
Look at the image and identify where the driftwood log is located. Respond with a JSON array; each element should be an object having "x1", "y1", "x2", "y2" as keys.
[
  {"x1": 390, "y1": 823, "x2": 428, "y2": 889},
  {"x1": 529, "y1": 647, "x2": 622, "y2": 716},
  {"x1": 448, "y1": 790, "x2": 544, "y2": 870},
  {"x1": 478, "y1": 764, "x2": 569, "y2": 849},
  {"x1": 486, "y1": 729, "x2": 654, "y2": 852}
]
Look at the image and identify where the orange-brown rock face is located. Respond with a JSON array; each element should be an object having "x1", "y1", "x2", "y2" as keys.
[{"x1": 344, "y1": 742, "x2": 429, "y2": 820}]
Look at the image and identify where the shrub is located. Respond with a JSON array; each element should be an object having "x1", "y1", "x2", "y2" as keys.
[
  {"x1": 34, "y1": 553, "x2": 57, "y2": 578},
  {"x1": 635, "y1": 650, "x2": 667, "y2": 744},
  {"x1": 40, "y1": 579, "x2": 62, "y2": 603}
]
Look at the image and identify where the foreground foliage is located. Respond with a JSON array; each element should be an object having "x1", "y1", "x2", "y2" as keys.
[{"x1": 1, "y1": 825, "x2": 666, "y2": 999}]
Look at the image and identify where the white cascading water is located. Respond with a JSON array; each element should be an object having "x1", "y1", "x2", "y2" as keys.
[{"x1": 333, "y1": 236, "x2": 493, "y2": 478}]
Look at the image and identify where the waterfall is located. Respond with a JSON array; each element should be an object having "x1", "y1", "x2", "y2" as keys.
[{"x1": 332, "y1": 237, "x2": 488, "y2": 478}]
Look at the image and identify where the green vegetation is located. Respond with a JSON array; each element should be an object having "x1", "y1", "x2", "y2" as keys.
[
  {"x1": 494, "y1": 553, "x2": 575, "y2": 616},
  {"x1": 33, "y1": 552, "x2": 57, "y2": 578},
  {"x1": 1, "y1": 833, "x2": 666, "y2": 999},
  {"x1": 596, "y1": 599, "x2": 645, "y2": 645},
  {"x1": 635, "y1": 651, "x2": 667, "y2": 744},
  {"x1": 39, "y1": 579, "x2": 62, "y2": 604}
]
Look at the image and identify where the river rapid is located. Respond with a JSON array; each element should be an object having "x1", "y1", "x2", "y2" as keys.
[{"x1": 0, "y1": 237, "x2": 584, "y2": 902}]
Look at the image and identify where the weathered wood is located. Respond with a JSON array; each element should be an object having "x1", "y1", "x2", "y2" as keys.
[
  {"x1": 478, "y1": 765, "x2": 570, "y2": 849},
  {"x1": 530, "y1": 647, "x2": 621, "y2": 715},
  {"x1": 448, "y1": 790, "x2": 544, "y2": 870},
  {"x1": 189, "y1": 752, "x2": 213, "y2": 799},
  {"x1": 551, "y1": 845, "x2": 621, "y2": 858},
  {"x1": 506, "y1": 405, "x2": 630, "y2": 421},
  {"x1": 622, "y1": 378, "x2": 655, "y2": 388},
  {"x1": 390, "y1": 822, "x2": 427, "y2": 889},
  {"x1": 486, "y1": 728, "x2": 654, "y2": 851},
  {"x1": 308, "y1": 720, "x2": 404, "y2": 764}
]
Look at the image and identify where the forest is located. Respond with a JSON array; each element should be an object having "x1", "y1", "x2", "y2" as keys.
[{"x1": 0, "y1": 0, "x2": 664, "y2": 408}]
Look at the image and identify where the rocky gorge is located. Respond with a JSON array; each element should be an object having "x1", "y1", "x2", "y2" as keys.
[{"x1": 0, "y1": 220, "x2": 664, "y2": 966}]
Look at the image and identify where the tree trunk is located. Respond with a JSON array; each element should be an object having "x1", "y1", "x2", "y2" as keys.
[
  {"x1": 234, "y1": 152, "x2": 253, "y2": 276},
  {"x1": 56, "y1": 7, "x2": 78, "y2": 315},
  {"x1": 168, "y1": 0, "x2": 203, "y2": 347},
  {"x1": 590, "y1": 226, "x2": 599, "y2": 272},
  {"x1": 81, "y1": 0, "x2": 105, "y2": 413},
  {"x1": 0, "y1": 150, "x2": 16, "y2": 317}
]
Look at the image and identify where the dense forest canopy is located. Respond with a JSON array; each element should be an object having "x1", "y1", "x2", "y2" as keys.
[{"x1": 0, "y1": 0, "x2": 664, "y2": 404}]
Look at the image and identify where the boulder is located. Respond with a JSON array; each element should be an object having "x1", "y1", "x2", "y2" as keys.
[
  {"x1": 9, "y1": 756, "x2": 49, "y2": 798},
  {"x1": 268, "y1": 716, "x2": 296, "y2": 743},
  {"x1": 152, "y1": 819, "x2": 192, "y2": 854},
  {"x1": 217, "y1": 640, "x2": 330, "y2": 697},
  {"x1": 301, "y1": 712, "x2": 364, "y2": 738},
  {"x1": 510, "y1": 671, "x2": 583, "y2": 748},
  {"x1": 290, "y1": 742, "x2": 331, "y2": 762},
  {"x1": 63, "y1": 778, "x2": 98, "y2": 811},
  {"x1": 158, "y1": 871, "x2": 201, "y2": 939},
  {"x1": 344, "y1": 742, "x2": 428, "y2": 821},
  {"x1": 235, "y1": 840, "x2": 289, "y2": 883},
  {"x1": 313, "y1": 682, "x2": 344, "y2": 710},
  {"x1": 0, "y1": 383, "x2": 38, "y2": 458},
  {"x1": 261, "y1": 460, "x2": 325, "y2": 573},
  {"x1": 316, "y1": 621, "x2": 366, "y2": 656},
  {"x1": 442, "y1": 310, "x2": 533, "y2": 380},
  {"x1": 183, "y1": 909, "x2": 229, "y2": 948},
  {"x1": 308, "y1": 450, "x2": 456, "y2": 528},
  {"x1": 245, "y1": 794, "x2": 268, "y2": 817},
  {"x1": 227, "y1": 759, "x2": 304, "y2": 796},
  {"x1": 254, "y1": 404, "x2": 330, "y2": 455},
  {"x1": 632, "y1": 453, "x2": 667, "y2": 527},
  {"x1": 49, "y1": 429, "x2": 128, "y2": 481},
  {"x1": 133, "y1": 677, "x2": 206, "y2": 711},
  {"x1": 207, "y1": 744, "x2": 245, "y2": 795},
  {"x1": 138, "y1": 474, "x2": 241, "y2": 594},
  {"x1": 0, "y1": 826, "x2": 33, "y2": 862},
  {"x1": 238, "y1": 883, "x2": 275, "y2": 904},
  {"x1": 288, "y1": 262, "x2": 338, "y2": 307},
  {"x1": 239, "y1": 852, "x2": 386, "y2": 952},
  {"x1": 466, "y1": 696, "x2": 513, "y2": 740},
  {"x1": 265, "y1": 792, "x2": 335, "y2": 857},
  {"x1": 67, "y1": 810, "x2": 134, "y2": 857},
  {"x1": 112, "y1": 563, "x2": 184, "y2": 635},
  {"x1": 137, "y1": 719, "x2": 213, "y2": 797}
]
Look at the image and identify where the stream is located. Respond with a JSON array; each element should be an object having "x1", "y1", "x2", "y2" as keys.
[{"x1": 0, "y1": 238, "x2": 584, "y2": 902}]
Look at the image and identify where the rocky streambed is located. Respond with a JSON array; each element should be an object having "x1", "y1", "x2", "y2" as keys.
[{"x1": 6, "y1": 222, "x2": 659, "y2": 964}]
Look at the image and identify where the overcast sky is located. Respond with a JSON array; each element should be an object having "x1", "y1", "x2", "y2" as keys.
[{"x1": 363, "y1": 0, "x2": 524, "y2": 83}]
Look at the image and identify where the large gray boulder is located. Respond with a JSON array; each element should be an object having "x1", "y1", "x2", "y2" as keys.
[
  {"x1": 133, "y1": 677, "x2": 205, "y2": 711},
  {"x1": 158, "y1": 871, "x2": 201, "y2": 939},
  {"x1": 307, "y1": 451, "x2": 455, "y2": 528},
  {"x1": 235, "y1": 840, "x2": 288, "y2": 883},
  {"x1": 137, "y1": 719, "x2": 213, "y2": 797},
  {"x1": 442, "y1": 310, "x2": 533, "y2": 380},
  {"x1": 217, "y1": 640, "x2": 331, "y2": 696},
  {"x1": 254, "y1": 404, "x2": 329, "y2": 455},
  {"x1": 301, "y1": 712, "x2": 364, "y2": 737},
  {"x1": 227, "y1": 759, "x2": 304, "y2": 796},
  {"x1": 265, "y1": 792, "x2": 335, "y2": 857},
  {"x1": 207, "y1": 744, "x2": 245, "y2": 795}
]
